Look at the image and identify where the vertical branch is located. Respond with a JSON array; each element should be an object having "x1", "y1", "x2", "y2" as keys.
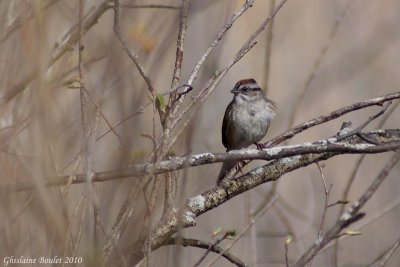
[
  {"x1": 309, "y1": 163, "x2": 332, "y2": 267},
  {"x1": 78, "y1": 0, "x2": 87, "y2": 136},
  {"x1": 160, "y1": 0, "x2": 189, "y2": 224},
  {"x1": 169, "y1": 0, "x2": 188, "y2": 95},
  {"x1": 78, "y1": 0, "x2": 101, "y2": 253}
]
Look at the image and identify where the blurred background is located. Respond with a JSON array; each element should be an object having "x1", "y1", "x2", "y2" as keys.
[{"x1": 0, "y1": 0, "x2": 399, "y2": 266}]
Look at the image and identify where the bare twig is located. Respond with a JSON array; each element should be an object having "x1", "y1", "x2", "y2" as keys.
[
  {"x1": 193, "y1": 232, "x2": 231, "y2": 267},
  {"x1": 265, "y1": 92, "x2": 400, "y2": 147},
  {"x1": 165, "y1": 237, "x2": 247, "y2": 267},
  {"x1": 366, "y1": 236, "x2": 400, "y2": 267},
  {"x1": 186, "y1": 0, "x2": 255, "y2": 87},
  {"x1": 167, "y1": 0, "x2": 255, "y2": 119},
  {"x1": 288, "y1": 1, "x2": 351, "y2": 127},
  {"x1": 292, "y1": 152, "x2": 400, "y2": 267},
  {"x1": 334, "y1": 99, "x2": 400, "y2": 263},
  {"x1": 169, "y1": 0, "x2": 188, "y2": 91},
  {"x1": 379, "y1": 239, "x2": 400, "y2": 267},
  {"x1": 309, "y1": 163, "x2": 332, "y2": 267},
  {"x1": 284, "y1": 234, "x2": 292, "y2": 267},
  {"x1": 168, "y1": 41, "x2": 258, "y2": 142},
  {"x1": 263, "y1": 0, "x2": 276, "y2": 95},
  {"x1": 319, "y1": 194, "x2": 400, "y2": 255},
  {"x1": 336, "y1": 101, "x2": 392, "y2": 141},
  {"x1": 120, "y1": 4, "x2": 181, "y2": 9},
  {"x1": 159, "y1": 0, "x2": 190, "y2": 233},
  {"x1": 205, "y1": 195, "x2": 278, "y2": 266},
  {"x1": 51, "y1": 0, "x2": 113, "y2": 65},
  {"x1": 0, "y1": 0, "x2": 60, "y2": 43},
  {"x1": 316, "y1": 163, "x2": 331, "y2": 241},
  {"x1": 237, "y1": 0, "x2": 287, "y2": 58},
  {"x1": 100, "y1": 181, "x2": 142, "y2": 261},
  {"x1": 327, "y1": 200, "x2": 349, "y2": 208},
  {"x1": 1, "y1": 0, "x2": 112, "y2": 106},
  {"x1": 169, "y1": 0, "x2": 288, "y2": 134},
  {"x1": 113, "y1": 0, "x2": 155, "y2": 93}
]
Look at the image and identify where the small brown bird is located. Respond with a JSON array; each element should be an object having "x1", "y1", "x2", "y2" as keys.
[{"x1": 217, "y1": 79, "x2": 276, "y2": 184}]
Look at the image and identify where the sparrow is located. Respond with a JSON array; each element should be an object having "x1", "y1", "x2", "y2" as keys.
[{"x1": 217, "y1": 78, "x2": 276, "y2": 185}]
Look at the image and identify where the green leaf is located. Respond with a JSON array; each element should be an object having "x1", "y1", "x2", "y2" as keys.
[{"x1": 155, "y1": 94, "x2": 166, "y2": 112}]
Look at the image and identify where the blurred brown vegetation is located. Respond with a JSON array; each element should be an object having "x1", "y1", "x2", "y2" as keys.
[{"x1": 0, "y1": 0, "x2": 399, "y2": 266}]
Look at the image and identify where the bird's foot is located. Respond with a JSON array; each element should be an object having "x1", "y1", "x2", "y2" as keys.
[
  {"x1": 255, "y1": 143, "x2": 266, "y2": 150},
  {"x1": 235, "y1": 160, "x2": 246, "y2": 174}
]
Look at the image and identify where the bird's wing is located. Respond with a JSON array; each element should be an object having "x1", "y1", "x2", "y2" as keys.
[{"x1": 222, "y1": 100, "x2": 234, "y2": 149}]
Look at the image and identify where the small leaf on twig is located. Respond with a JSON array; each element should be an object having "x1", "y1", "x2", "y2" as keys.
[
  {"x1": 285, "y1": 234, "x2": 293, "y2": 245},
  {"x1": 63, "y1": 77, "x2": 82, "y2": 89},
  {"x1": 345, "y1": 230, "x2": 362, "y2": 236},
  {"x1": 212, "y1": 226, "x2": 223, "y2": 237},
  {"x1": 155, "y1": 94, "x2": 166, "y2": 112},
  {"x1": 226, "y1": 230, "x2": 237, "y2": 240}
]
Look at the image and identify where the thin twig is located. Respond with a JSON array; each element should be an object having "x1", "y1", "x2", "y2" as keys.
[
  {"x1": 334, "y1": 99, "x2": 400, "y2": 263},
  {"x1": 284, "y1": 234, "x2": 292, "y2": 267},
  {"x1": 265, "y1": 92, "x2": 400, "y2": 147},
  {"x1": 205, "y1": 195, "x2": 279, "y2": 266},
  {"x1": 327, "y1": 200, "x2": 349, "y2": 208},
  {"x1": 0, "y1": 0, "x2": 60, "y2": 43},
  {"x1": 263, "y1": 0, "x2": 276, "y2": 95},
  {"x1": 165, "y1": 237, "x2": 247, "y2": 267},
  {"x1": 161, "y1": 0, "x2": 257, "y2": 136},
  {"x1": 292, "y1": 152, "x2": 400, "y2": 267},
  {"x1": 193, "y1": 232, "x2": 230, "y2": 267},
  {"x1": 120, "y1": 4, "x2": 181, "y2": 9},
  {"x1": 320, "y1": 194, "x2": 400, "y2": 255},
  {"x1": 169, "y1": 0, "x2": 288, "y2": 133},
  {"x1": 1, "y1": 0, "x2": 112, "y2": 107},
  {"x1": 336, "y1": 101, "x2": 392, "y2": 141},
  {"x1": 379, "y1": 239, "x2": 400, "y2": 266},
  {"x1": 113, "y1": 0, "x2": 155, "y2": 93},
  {"x1": 81, "y1": 86, "x2": 124, "y2": 147},
  {"x1": 309, "y1": 163, "x2": 332, "y2": 267},
  {"x1": 365, "y1": 236, "x2": 400, "y2": 267},
  {"x1": 288, "y1": 1, "x2": 351, "y2": 128},
  {"x1": 159, "y1": 0, "x2": 190, "y2": 232}
]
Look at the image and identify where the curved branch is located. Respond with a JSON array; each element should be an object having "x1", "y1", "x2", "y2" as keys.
[{"x1": 165, "y1": 237, "x2": 247, "y2": 267}]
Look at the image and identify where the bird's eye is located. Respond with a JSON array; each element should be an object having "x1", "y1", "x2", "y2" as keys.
[{"x1": 242, "y1": 88, "x2": 249, "y2": 93}]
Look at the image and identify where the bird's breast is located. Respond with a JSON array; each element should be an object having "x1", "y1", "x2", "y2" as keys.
[{"x1": 229, "y1": 100, "x2": 273, "y2": 149}]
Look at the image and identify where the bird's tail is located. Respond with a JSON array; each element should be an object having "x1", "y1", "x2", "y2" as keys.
[{"x1": 217, "y1": 160, "x2": 236, "y2": 185}]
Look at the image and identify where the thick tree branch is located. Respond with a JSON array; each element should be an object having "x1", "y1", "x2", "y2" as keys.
[
  {"x1": 147, "y1": 133, "x2": 400, "y2": 252},
  {"x1": 2, "y1": 129, "x2": 399, "y2": 194}
]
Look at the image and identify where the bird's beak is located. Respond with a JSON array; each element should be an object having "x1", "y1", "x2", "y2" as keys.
[{"x1": 231, "y1": 87, "x2": 239, "y2": 94}]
